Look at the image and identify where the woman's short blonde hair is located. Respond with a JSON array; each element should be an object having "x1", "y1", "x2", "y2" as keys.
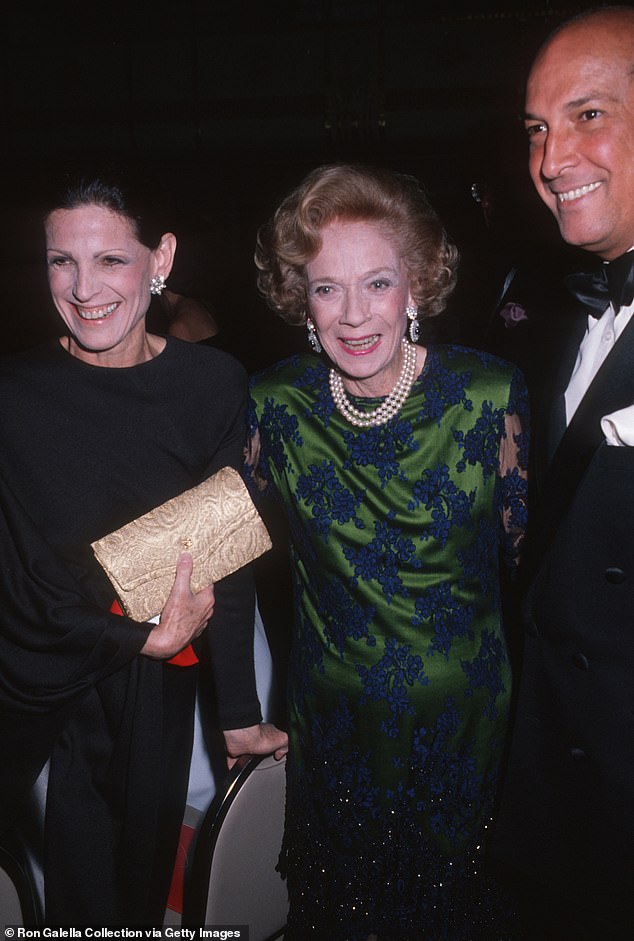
[{"x1": 255, "y1": 163, "x2": 459, "y2": 326}]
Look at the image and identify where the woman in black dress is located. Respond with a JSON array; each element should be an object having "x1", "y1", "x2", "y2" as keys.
[{"x1": 0, "y1": 163, "x2": 287, "y2": 925}]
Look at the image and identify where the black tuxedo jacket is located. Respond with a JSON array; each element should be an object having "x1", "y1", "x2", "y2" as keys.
[{"x1": 491, "y1": 307, "x2": 634, "y2": 925}]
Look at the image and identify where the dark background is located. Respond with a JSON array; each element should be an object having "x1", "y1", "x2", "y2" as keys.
[{"x1": 1, "y1": 0, "x2": 603, "y2": 363}]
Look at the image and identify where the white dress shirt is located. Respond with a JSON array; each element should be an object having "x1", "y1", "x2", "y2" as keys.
[{"x1": 565, "y1": 248, "x2": 634, "y2": 425}]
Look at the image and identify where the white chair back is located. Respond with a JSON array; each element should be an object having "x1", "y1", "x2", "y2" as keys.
[{"x1": 183, "y1": 753, "x2": 288, "y2": 940}]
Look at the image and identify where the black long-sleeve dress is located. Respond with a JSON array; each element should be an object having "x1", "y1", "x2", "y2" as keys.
[{"x1": 0, "y1": 337, "x2": 261, "y2": 924}]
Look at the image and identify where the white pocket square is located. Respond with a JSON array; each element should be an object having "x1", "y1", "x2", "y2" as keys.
[{"x1": 601, "y1": 404, "x2": 634, "y2": 446}]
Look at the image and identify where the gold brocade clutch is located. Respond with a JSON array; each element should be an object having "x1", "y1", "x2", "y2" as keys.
[{"x1": 91, "y1": 466, "x2": 272, "y2": 622}]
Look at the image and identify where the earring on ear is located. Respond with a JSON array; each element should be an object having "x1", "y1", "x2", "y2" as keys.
[
  {"x1": 149, "y1": 274, "x2": 166, "y2": 296},
  {"x1": 306, "y1": 315, "x2": 322, "y2": 353},
  {"x1": 406, "y1": 305, "x2": 419, "y2": 344}
]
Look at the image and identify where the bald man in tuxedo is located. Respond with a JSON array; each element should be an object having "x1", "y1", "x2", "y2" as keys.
[{"x1": 491, "y1": 7, "x2": 634, "y2": 940}]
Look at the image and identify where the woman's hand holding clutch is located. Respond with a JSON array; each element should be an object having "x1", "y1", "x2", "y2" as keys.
[{"x1": 141, "y1": 553, "x2": 214, "y2": 659}]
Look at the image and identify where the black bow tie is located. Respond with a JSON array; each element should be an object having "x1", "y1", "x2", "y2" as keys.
[{"x1": 565, "y1": 251, "x2": 634, "y2": 318}]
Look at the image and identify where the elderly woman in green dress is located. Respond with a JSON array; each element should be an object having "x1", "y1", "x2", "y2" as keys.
[{"x1": 246, "y1": 163, "x2": 529, "y2": 940}]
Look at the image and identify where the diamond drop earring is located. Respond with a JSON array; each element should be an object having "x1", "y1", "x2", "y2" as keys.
[
  {"x1": 406, "y1": 305, "x2": 419, "y2": 344},
  {"x1": 306, "y1": 316, "x2": 322, "y2": 353}
]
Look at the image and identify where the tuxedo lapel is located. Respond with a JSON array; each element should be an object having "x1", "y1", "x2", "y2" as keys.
[
  {"x1": 528, "y1": 311, "x2": 634, "y2": 571},
  {"x1": 538, "y1": 312, "x2": 587, "y2": 477}
]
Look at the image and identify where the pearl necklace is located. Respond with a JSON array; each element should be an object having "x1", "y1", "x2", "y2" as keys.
[{"x1": 329, "y1": 338, "x2": 418, "y2": 428}]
